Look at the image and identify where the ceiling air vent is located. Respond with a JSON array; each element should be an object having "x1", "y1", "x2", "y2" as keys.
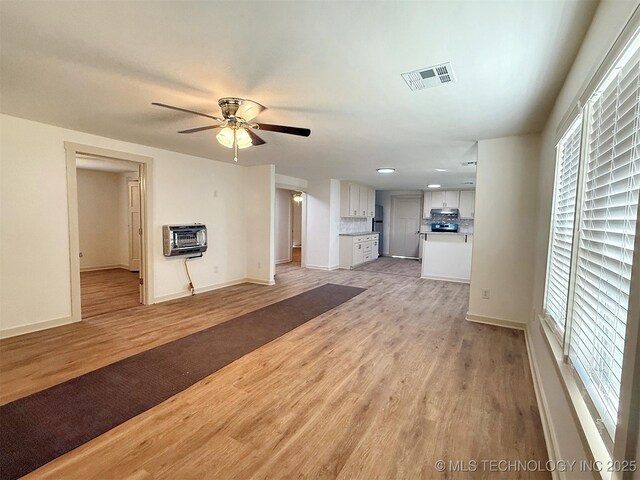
[
  {"x1": 401, "y1": 62, "x2": 456, "y2": 91},
  {"x1": 461, "y1": 161, "x2": 477, "y2": 167}
]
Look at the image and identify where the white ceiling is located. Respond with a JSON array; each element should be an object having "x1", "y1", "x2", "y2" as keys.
[{"x1": 0, "y1": 0, "x2": 597, "y2": 189}]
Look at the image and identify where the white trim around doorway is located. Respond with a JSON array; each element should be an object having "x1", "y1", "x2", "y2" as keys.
[{"x1": 64, "y1": 142, "x2": 154, "y2": 323}]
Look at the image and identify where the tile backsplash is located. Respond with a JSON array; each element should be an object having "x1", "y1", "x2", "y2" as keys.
[
  {"x1": 339, "y1": 217, "x2": 371, "y2": 234},
  {"x1": 422, "y1": 214, "x2": 474, "y2": 233}
]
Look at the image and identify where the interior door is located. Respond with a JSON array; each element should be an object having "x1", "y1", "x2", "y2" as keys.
[
  {"x1": 390, "y1": 197, "x2": 422, "y2": 258},
  {"x1": 128, "y1": 180, "x2": 141, "y2": 272}
]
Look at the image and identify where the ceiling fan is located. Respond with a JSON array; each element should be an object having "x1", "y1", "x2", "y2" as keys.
[{"x1": 152, "y1": 97, "x2": 311, "y2": 162}]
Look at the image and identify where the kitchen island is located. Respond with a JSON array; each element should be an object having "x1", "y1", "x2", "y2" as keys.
[{"x1": 421, "y1": 232, "x2": 473, "y2": 283}]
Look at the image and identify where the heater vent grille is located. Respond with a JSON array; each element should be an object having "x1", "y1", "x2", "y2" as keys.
[{"x1": 402, "y1": 62, "x2": 456, "y2": 91}]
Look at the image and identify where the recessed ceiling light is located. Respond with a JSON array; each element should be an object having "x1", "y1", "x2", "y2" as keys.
[
  {"x1": 435, "y1": 168, "x2": 447, "y2": 172},
  {"x1": 377, "y1": 168, "x2": 395, "y2": 174},
  {"x1": 427, "y1": 184, "x2": 441, "y2": 188}
]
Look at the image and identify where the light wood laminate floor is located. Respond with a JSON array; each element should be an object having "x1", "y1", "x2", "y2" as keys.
[
  {"x1": 354, "y1": 256, "x2": 422, "y2": 278},
  {"x1": 0, "y1": 265, "x2": 549, "y2": 479},
  {"x1": 81, "y1": 268, "x2": 141, "y2": 319}
]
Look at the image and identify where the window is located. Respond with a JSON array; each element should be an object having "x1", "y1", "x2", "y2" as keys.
[
  {"x1": 543, "y1": 28, "x2": 640, "y2": 446},
  {"x1": 568, "y1": 40, "x2": 640, "y2": 441},
  {"x1": 544, "y1": 115, "x2": 582, "y2": 334}
]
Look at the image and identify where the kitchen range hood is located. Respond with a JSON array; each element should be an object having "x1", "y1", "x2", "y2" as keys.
[{"x1": 430, "y1": 208, "x2": 459, "y2": 217}]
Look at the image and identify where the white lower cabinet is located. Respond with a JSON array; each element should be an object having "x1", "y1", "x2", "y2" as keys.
[
  {"x1": 339, "y1": 233, "x2": 380, "y2": 268},
  {"x1": 421, "y1": 234, "x2": 473, "y2": 283}
]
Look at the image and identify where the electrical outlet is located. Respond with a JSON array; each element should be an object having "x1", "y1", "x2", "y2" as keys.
[
  {"x1": 481, "y1": 289, "x2": 490, "y2": 300},
  {"x1": 258, "y1": 261, "x2": 261, "y2": 269},
  {"x1": 214, "y1": 265, "x2": 218, "y2": 273},
  {"x1": 213, "y1": 189, "x2": 218, "y2": 198}
]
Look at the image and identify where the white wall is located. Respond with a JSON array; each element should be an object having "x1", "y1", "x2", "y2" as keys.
[
  {"x1": 468, "y1": 134, "x2": 540, "y2": 325},
  {"x1": 275, "y1": 173, "x2": 308, "y2": 191},
  {"x1": 375, "y1": 190, "x2": 423, "y2": 256},
  {"x1": 0, "y1": 114, "x2": 275, "y2": 335},
  {"x1": 528, "y1": 1, "x2": 640, "y2": 472},
  {"x1": 328, "y1": 179, "x2": 340, "y2": 268},
  {"x1": 275, "y1": 188, "x2": 292, "y2": 264},
  {"x1": 76, "y1": 169, "x2": 125, "y2": 270},
  {"x1": 245, "y1": 164, "x2": 275, "y2": 284},
  {"x1": 305, "y1": 178, "x2": 340, "y2": 270}
]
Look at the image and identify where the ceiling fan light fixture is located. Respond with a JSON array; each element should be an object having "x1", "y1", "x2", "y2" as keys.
[
  {"x1": 216, "y1": 127, "x2": 235, "y2": 149},
  {"x1": 235, "y1": 127, "x2": 252, "y2": 149},
  {"x1": 216, "y1": 127, "x2": 252, "y2": 149},
  {"x1": 377, "y1": 167, "x2": 395, "y2": 174}
]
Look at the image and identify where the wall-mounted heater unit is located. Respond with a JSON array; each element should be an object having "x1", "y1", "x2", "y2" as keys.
[{"x1": 163, "y1": 224, "x2": 208, "y2": 257}]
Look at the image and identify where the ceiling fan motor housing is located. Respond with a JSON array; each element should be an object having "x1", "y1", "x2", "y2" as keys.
[{"x1": 218, "y1": 97, "x2": 243, "y2": 120}]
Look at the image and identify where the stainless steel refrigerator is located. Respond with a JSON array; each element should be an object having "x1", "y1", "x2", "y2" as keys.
[{"x1": 373, "y1": 205, "x2": 383, "y2": 255}]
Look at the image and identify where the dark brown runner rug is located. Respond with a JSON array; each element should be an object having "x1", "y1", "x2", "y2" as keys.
[{"x1": 0, "y1": 283, "x2": 365, "y2": 480}]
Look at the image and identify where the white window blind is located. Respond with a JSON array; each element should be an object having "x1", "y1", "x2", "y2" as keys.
[
  {"x1": 544, "y1": 116, "x2": 582, "y2": 333},
  {"x1": 568, "y1": 43, "x2": 640, "y2": 439}
]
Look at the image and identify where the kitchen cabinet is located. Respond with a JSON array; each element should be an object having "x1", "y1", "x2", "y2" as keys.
[
  {"x1": 339, "y1": 233, "x2": 379, "y2": 268},
  {"x1": 340, "y1": 181, "x2": 376, "y2": 218},
  {"x1": 430, "y1": 190, "x2": 459, "y2": 208},
  {"x1": 421, "y1": 233, "x2": 473, "y2": 283},
  {"x1": 423, "y1": 190, "x2": 460, "y2": 217},
  {"x1": 358, "y1": 185, "x2": 368, "y2": 217},
  {"x1": 349, "y1": 183, "x2": 360, "y2": 217},
  {"x1": 429, "y1": 191, "x2": 443, "y2": 208},
  {"x1": 459, "y1": 190, "x2": 475, "y2": 219},
  {"x1": 423, "y1": 192, "x2": 433, "y2": 219},
  {"x1": 367, "y1": 188, "x2": 375, "y2": 217}
]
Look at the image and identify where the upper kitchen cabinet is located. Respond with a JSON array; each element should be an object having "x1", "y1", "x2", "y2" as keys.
[
  {"x1": 459, "y1": 190, "x2": 475, "y2": 219},
  {"x1": 430, "y1": 190, "x2": 459, "y2": 208},
  {"x1": 423, "y1": 192, "x2": 433, "y2": 218},
  {"x1": 358, "y1": 185, "x2": 369, "y2": 217},
  {"x1": 340, "y1": 181, "x2": 376, "y2": 217},
  {"x1": 423, "y1": 190, "x2": 460, "y2": 217},
  {"x1": 367, "y1": 188, "x2": 375, "y2": 217}
]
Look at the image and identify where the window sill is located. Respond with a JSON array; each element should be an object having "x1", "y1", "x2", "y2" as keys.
[{"x1": 537, "y1": 315, "x2": 613, "y2": 480}]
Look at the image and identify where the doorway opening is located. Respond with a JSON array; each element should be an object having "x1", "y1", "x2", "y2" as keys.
[
  {"x1": 75, "y1": 156, "x2": 142, "y2": 318},
  {"x1": 65, "y1": 142, "x2": 152, "y2": 324},
  {"x1": 291, "y1": 192, "x2": 303, "y2": 263},
  {"x1": 389, "y1": 195, "x2": 422, "y2": 259},
  {"x1": 275, "y1": 188, "x2": 304, "y2": 271}
]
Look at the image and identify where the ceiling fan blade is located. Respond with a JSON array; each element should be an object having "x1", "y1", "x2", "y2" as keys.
[
  {"x1": 177, "y1": 125, "x2": 221, "y2": 134},
  {"x1": 152, "y1": 102, "x2": 223, "y2": 122},
  {"x1": 245, "y1": 128, "x2": 266, "y2": 146},
  {"x1": 255, "y1": 123, "x2": 311, "y2": 137},
  {"x1": 236, "y1": 99, "x2": 267, "y2": 122}
]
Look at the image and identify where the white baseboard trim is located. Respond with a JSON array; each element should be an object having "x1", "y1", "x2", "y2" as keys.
[
  {"x1": 246, "y1": 278, "x2": 276, "y2": 286},
  {"x1": 153, "y1": 278, "x2": 248, "y2": 303},
  {"x1": 420, "y1": 274, "x2": 470, "y2": 284},
  {"x1": 0, "y1": 315, "x2": 77, "y2": 339},
  {"x1": 80, "y1": 264, "x2": 129, "y2": 272},
  {"x1": 3, "y1": 278, "x2": 273, "y2": 338},
  {"x1": 465, "y1": 313, "x2": 526, "y2": 330},
  {"x1": 524, "y1": 326, "x2": 562, "y2": 480},
  {"x1": 305, "y1": 264, "x2": 339, "y2": 271},
  {"x1": 276, "y1": 258, "x2": 292, "y2": 265}
]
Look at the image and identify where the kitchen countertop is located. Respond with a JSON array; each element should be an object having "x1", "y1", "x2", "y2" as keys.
[
  {"x1": 339, "y1": 232, "x2": 380, "y2": 236},
  {"x1": 420, "y1": 231, "x2": 474, "y2": 236}
]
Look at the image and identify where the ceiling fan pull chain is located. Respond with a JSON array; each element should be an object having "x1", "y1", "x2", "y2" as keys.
[{"x1": 233, "y1": 128, "x2": 238, "y2": 162}]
